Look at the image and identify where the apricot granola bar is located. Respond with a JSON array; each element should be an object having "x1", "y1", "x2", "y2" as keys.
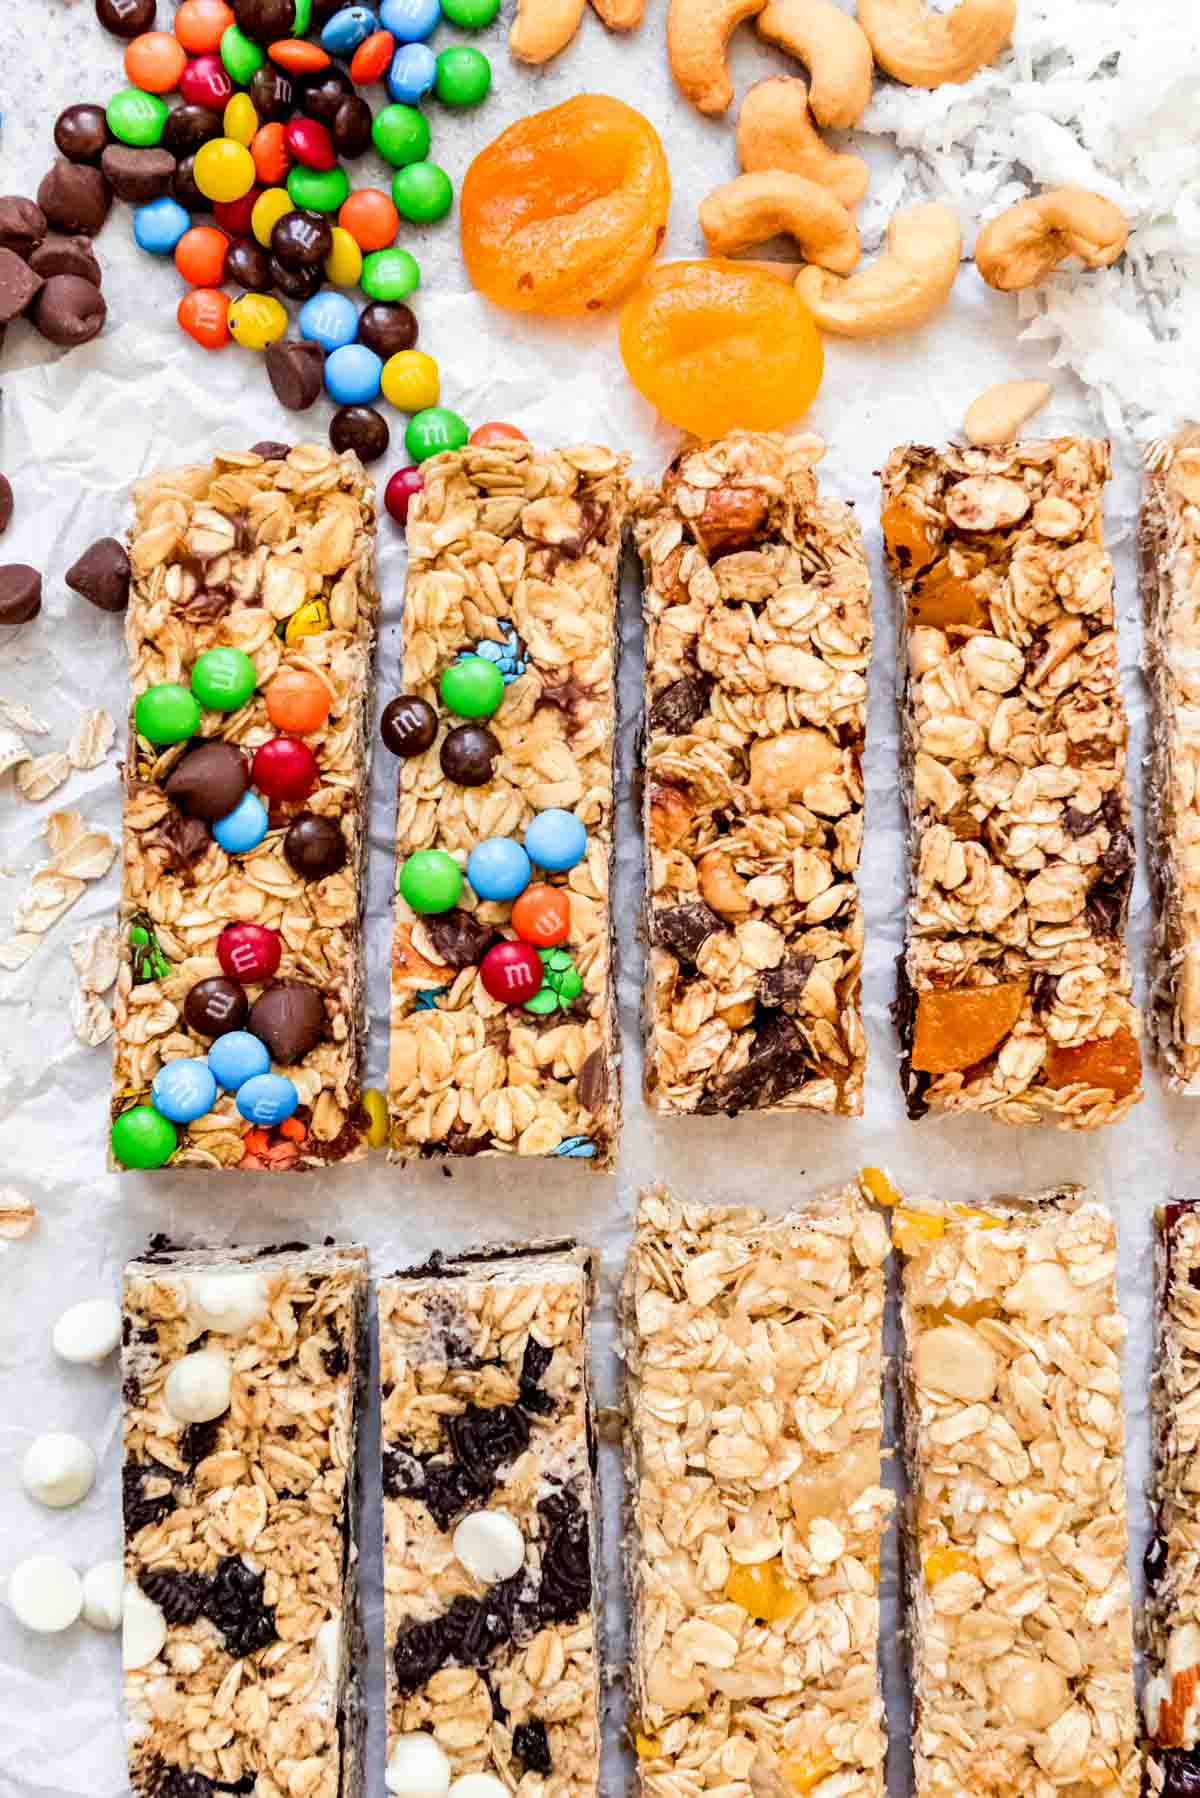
[
  {"x1": 621, "y1": 1187, "x2": 892, "y2": 1795},
  {"x1": 379, "y1": 1242, "x2": 601, "y2": 1797},
  {"x1": 882, "y1": 438, "x2": 1142, "y2": 1128},
  {"x1": 121, "y1": 1241, "x2": 367, "y2": 1798},
  {"x1": 893, "y1": 1189, "x2": 1140, "y2": 1797},
  {"x1": 387, "y1": 443, "x2": 626, "y2": 1166},
  {"x1": 633, "y1": 432, "x2": 870, "y2": 1118}
]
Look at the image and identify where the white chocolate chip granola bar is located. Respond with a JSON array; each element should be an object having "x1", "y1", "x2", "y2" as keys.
[
  {"x1": 883, "y1": 439, "x2": 1142, "y2": 1128},
  {"x1": 622, "y1": 1186, "x2": 892, "y2": 1795},
  {"x1": 893, "y1": 1188, "x2": 1140, "y2": 1797},
  {"x1": 633, "y1": 432, "x2": 869, "y2": 1117},
  {"x1": 121, "y1": 1240, "x2": 367, "y2": 1798},
  {"x1": 387, "y1": 443, "x2": 627, "y2": 1166},
  {"x1": 379, "y1": 1242, "x2": 601, "y2": 1796}
]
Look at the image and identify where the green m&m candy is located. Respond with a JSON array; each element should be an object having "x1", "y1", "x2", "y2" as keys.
[
  {"x1": 434, "y1": 47, "x2": 491, "y2": 108},
  {"x1": 372, "y1": 104, "x2": 431, "y2": 169},
  {"x1": 440, "y1": 0, "x2": 500, "y2": 26},
  {"x1": 399, "y1": 848, "x2": 463, "y2": 914},
  {"x1": 293, "y1": 0, "x2": 313, "y2": 30},
  {"x1": 287, "y1": 164, "x2": 350, "y2": 213},
  {"x1": 221, "y1": 22, "x2": 265, "y2": 83},
  {"x1": 440, "y1": 654, "x2": 504, "y2": 719},
  {"x1": 191, "y1": 647, "x2": 257, "y2": 712},
  {"x1": 406, "y1": 405, "x2": 469, "y2": 464},
  {"x1": 107, "y1": 88, "x2": 170, "y2": 148},
  {"x1": 392, "y1": 162, "x2": 453, "y2": 224},
  {"x1": 135, "y1": 682, "x2": 201, "y2": 745},
  {"x1": 111, "y1": 1104, "x2": 177, "y2": 1170},
  {"x1": 362, "y1": 247, "x2": 421, "y2": 302}
]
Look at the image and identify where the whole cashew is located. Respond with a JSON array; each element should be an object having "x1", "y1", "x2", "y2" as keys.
[
  {"x1": 737, "y1": 78, "x2": 869, "y2": 211},
  {"x1": 509, "y1": 0, "x2": 587, "y2": 61},
  {"x1": 755, "y1": 0, "x2": 874, "y2": 127},
  {"x1": 668, "y1": 0, "x2": 767, "y2": 114},
  {"x1": 589, "y1": 0, "x2": 645, "y2": 29},
  {"x1": 856, "y1": 0, "x2": 1016, "y2": 88},
  {"x1": 963, "y1": 379, "x2": 1052, "y2": 446},
  {"x1": 699, "y1": 171, "x2": 859, "y2": 272},
  {"x1": 974, "y1": 188, "x2": 1130, "y2": 291},
  {"x1": 793, "y1": 201, "x2": 961, "y2": 336}
]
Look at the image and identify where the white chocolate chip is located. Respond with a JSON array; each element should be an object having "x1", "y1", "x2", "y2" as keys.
[
  {"x1": 81, "y1": 1559, "x2": 125, "y2": 1631},
  {"x1": 316, "y1": 1616, "x2": 340, "y2": 1681},
  {"x1": 8, "y1": 1555, "x2": 83, "y2": 1632},
  {"x1": 452, "y1": 1510, "x2": 525, "y2": 1584},
  {"x1": 187, "y1": 1272, "x2": 269, "y2": 1335},
  {"x1": 52, "y1": 1298, "x2": 122, "y2": 1364},
  {"x1": 20, "y1": 1432, "x2": 97, "y2": 1508},
  {"x1": 122, "y1": 1586, "x2": 166, "y2": 1670},
  {"x1": 163, "y1": 1349, "x2": 231, "y2": 1424},
  {"x1": 448, "y1": 1778, "x2": 509, "y2": 1798},
  {"x1": 385, "y1": 1733, "x2": 452, "y2": 1797}
]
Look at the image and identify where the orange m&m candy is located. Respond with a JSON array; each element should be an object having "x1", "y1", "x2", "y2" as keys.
[
  {"x1": 251, "y1": 122, "x2": 290, "y2": 187},
  {"x1": 339, "y1": 188, "x2": 399, "y2": 252},
  {"x1": 265, "y1": 668, "x2": 332, "y2": 734},
  {"x1": 175, "y1": 0, "x2": 235, "y2": 52},
  {"x1": 268, "y1": 39, "x2": 332, "y2": 74},
  {"x1": 178, "y1": 287, "x2": 230, "y2": 350},
  {"x1": 175, "y1": 224, "x2": 228, "y2": 286},
  {"x1": 512, "y1": 884, "x2": 571, "y2": 947},
  {"x1": 469, "y1": 422, "x2": 527, "y2": 446},
  {"x1": 350, "y1": 30, "x2": 395, "y2": 84},
  {"x1": 125, "y1": 31, "x2": 188, "y2": 93}
]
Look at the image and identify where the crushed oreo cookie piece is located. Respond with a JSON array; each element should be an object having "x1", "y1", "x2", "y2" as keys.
[{"x1": 512, "y1": 1719, "x2": 552, "y2": 1775}]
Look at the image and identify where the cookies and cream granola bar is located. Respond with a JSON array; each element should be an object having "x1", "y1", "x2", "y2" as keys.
[
  {"x1": 387, "y1": 443, "x2": 626, "y2": 1166},
  {"x1": 379, "y1": 1242, "x2": 601, "y2": 1797},
  {"x1": 633, "y1": 431, "x2": 869, "y2": 1116},
  {"x1": 1142, "y1": 430, "x2": 1200, "y2": 1092},
  {"x1": 893, "y1": 1188, "x2": 1140, "y2": 1797},
  {"x1": 121, "y1": 1240, "x2": 367, "y2": 1798},
  {"x1": 112, "y1": 444, "x2": 378, "y2": 1171},
  {"x1": 882, "y1": 438, "x2": 1142, "y2": 1128},
  {"x1": 622, "y1": 1186, "x2": 892, "y2": 1795}
]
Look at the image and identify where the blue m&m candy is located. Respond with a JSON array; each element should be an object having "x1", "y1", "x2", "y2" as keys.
[
  {"x1": 381, "y1": 0, "x2": 440, "y2": 41},
  {"x1": 208, "y1": 1030, "x2": 271, "y2": 1092},
  {"x1": 299, "y1": 290, "x2": 360, "y2": 355},
  {"x1": 320, "y1": 4, "x2": 378, "y2": 53},
  {"x1": 213, "y1": 791, "x2": 269, "y2": 854},
  {"x1": 151, "y1": 1057, "x2": 218, "y2": 1124},
  {"x1": 387, "y1": 42, "x2": 436, "y2": 103},
  {"x1": 236, "y1": 1071, "x2": 299, "y2": 1126},
  {"x1": 467, "y1": 836, "x2": 531, "y2": 903},
  {"x1": 524, "y1": 808, "x2": 587, "y2": 872},
  {"x1": 133, "y1": 197, "x2": 191, "y2": 256},
  {"x1": 324, "y1": 342, "x2": 383, "y2": 405}
]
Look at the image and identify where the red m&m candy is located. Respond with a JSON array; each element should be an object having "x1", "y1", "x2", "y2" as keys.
[
  {"x1": 252, "y1": 736, "x2": 320, "y2": 801},
  {"x1": 480, "y1": 941, "x2": 543, "y2": 1005},
  {"x1": 384, "y1": 465, "x2": 422, "y2": 525},
  {"x1": 213, "y1": 186, "x2": 262, "y2": 236},
  {"x1": 469, "y1": 422, "x2": 528, "y2": 447},
  {"x1": 512, "y1": 883, "x2": 570, "y2": 947},
  {"x1": 217, "y1": 922, "x2": 281, "y2": 982},
  {"x1": 284, "y1": 118, "x2": 336, "y2": 172},
  {"x1": 180, "y1": 53, "x2": 233, "y2": 110}
]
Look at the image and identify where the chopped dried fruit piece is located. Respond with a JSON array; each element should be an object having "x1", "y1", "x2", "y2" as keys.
[
  {"x1": 893, "y1": 1208, "x2": 943, "y2": 1254},
  {"x1": 1044, "y1": 1025, "x2": 1141, "y2": 1098},
  {"x1": 908, "y1": 558, "x2": 988, "y2": 629},
  {"x1": 910, "y1": 982, "x2": 1027, "y2": 1073},
  {"x1": 780, "y1": 1750, "x2": 837, "y2": 1793},
  {"x1": 882, "y1": 494, "x2": 939, "y2": 574},
  {"x1": 860, "y1": 1165, "x2": 900, "y2": 1207},
  {"x1": 635, "y1": 1733, "x2": 661, "y2": 1761},
  {"x1": 922, "y1": 1546, "x2": 979, "y2": 1586},
  {"x1": 724, "y1": 1556, "x2": 805, "y2": 1623}
]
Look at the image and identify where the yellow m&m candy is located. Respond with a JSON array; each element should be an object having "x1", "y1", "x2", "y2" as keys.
[
  {"x1": 228, "y1": 293, "x2": 287, "y2": 351},
  {"x1": 193, "y1": 137, "x2": 256, "y2": 204},
  {"x1": 324, "y1": 225, "x2": 363, "y2": 288},
  {"x1": 223, "y1": 94, "x2": 259, "y2": 147},
  {"x1": 381, "y1": 350, "x2": 440, "y2": 411},
  {"x1": 252, "y1": 186, "x2": 293, "y2": 247}
]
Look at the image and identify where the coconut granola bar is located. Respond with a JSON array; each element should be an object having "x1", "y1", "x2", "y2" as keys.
[
  {"x1": 1142, "y1": 431, "x2": 1200, "y2": 1092},
  {"x1": 622, "y1": 1186, "x2": 892, "y2": 1795},
  {"x1": 121, "y1": 1240, "x2": 367, "y2": 1798},
  {"x1": 111, "y1": 444, "x2": 378, "y2": 1172},
  {"x1": 633, "y1": 432, "x2": 870, "y2": 1117},
  {"x1": 387, "y1": 443, "x2": 626, "y2": 1166},
  {"x1": 893, "y1": 1188, "x2": 1140, "y2": 1797},
  {"x1": 882, "y1": 438, "x2": 1142, "y2": 1128},
  {"x1": 378, "y1": 1242, "x2": 600, "y2": 1796}
]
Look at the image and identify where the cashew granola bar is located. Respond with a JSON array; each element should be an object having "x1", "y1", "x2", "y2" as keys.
[
  {"x1": 883, "y1": 438, "x2": 1142, "y2": 1127},
  {"x1": 621, "y1": 1186, "x2": 892, "y2": 1795},
  {"x1": 121, "y1": 1240, "x2": 367, "y2": 1798},
  {"x1": 387, "y1": 443, "x2": 626, "y2": 1166},
  {"x1": 379, "y1": 1242, "x2": 601, "y2": 1796},
  {"x1": 893, "y1": 1188, "x2": 1140, "y2": 1797},
  {"x1": 112, "y1": 444, "x2": 378, "y2": 1171},
  {"x1": 633, "y1": 432, "x2": 869, "y2": 1117}
]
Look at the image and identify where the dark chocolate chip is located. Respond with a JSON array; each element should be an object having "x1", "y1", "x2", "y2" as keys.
[
  {"x1": 271, "y1": 209, "x2": 332, "y2": 270},
  {"x1": 226, "y1": 237, "x2": 273, "y2": 293},
  {"x1": 0, "y1": 197, "x2": 47, "y2": 260},
  {"x1": 95, "y1": 0, "x2": 156, "y2": 34},
  {"x1": 576, "y1": 1047, "x2": 607, "y2": 1114},
  {"x1": 758, "y1": 953, "x2": 817, "y2": 1007},
  {"x1": 695, "y1": 1010, "x2": 811, "y2": 1116},
  {"x1": 249, "y1": 65, "x2": 295, "y2": 123},
  {"x1": 1161, "y1": 1752, "x2": 1200, "y2": 1798},
  {"x1": 512, "y1": 1720, "x2": 552, "y2": 1776},
  {"x1": 163, "y1": 742, "x2": 249, "y2": 821},
  {"x1": 251, "y1": 440, "x2": 290, "y2": 461},
  {"x1": 28, "y1": 235, "x2": 102, "y2": 286},
  {"x1": 162, "y1": 105, "x2": 223, "y2": 159},
  {"x1": 332, "y1": 95, "x2": 373, "y2": 160},
  {"x1": 247, "y1": 978, "x2": 326, "y2": 1065},
  {"x1": 424, "y1": 908, "x2": 492, "y2": 969},
  {"x1": 297, "y1": 66, "x2": 355, "y2": 126},
  {"x1": 154, "y1": 813, "x2": 213, "y2": 874},
  {"x1": 65, "y1": 536, "x2": 130, "y2": 611},
  {"x1": 1145, "y1": 1531, "x2": 1168, "y2": 1587},
  {"x1": 356, "y1": 300, "x2": 417, "y2": 360},
  {"x1": 0, "y1": 249, "x2": 42, "y2": 324},
  {"x1": 233, "y1": 0, "x2": 295, "y2": 39},
  {"x1": 157, "y1": 1770, "x2": 217, "y2": 1798},
  {"x1": 440, "y1": 722, "x2": 499, "y2": 786},
  {"x1": 330, "y1": 404, "x2": 389, "y2": 463},
  {"x1": 265, "y1": 337, "x2": 326, "y2": 410},
  {"x1": 178, "y1": 1418, "x2": 220, "y2": 1465},
  {"x1": 270, "y1": 258, "x2": 324, "y2": 301},
  {"x1": 184, "y1": 976, "x2": 248, "y2": 1038},
  {"x1": 283, "y1": 811, "x2": 347, "y2": 880},
  {"x1": 31, "y1": 274, "x2": 106, "y2": 346},
  {"x1": 0, "y1": 476, "x2": 11, "y2": 537},
  {"x1": 100, "y1": 144, "x2": 176, "y2": 204},
  {"x1": 36, "y1": 160, "x2": 112, "y2": 238},
  {"x1": 54, "y1": 104, "x2": 112, "y2": 167},
  {"x1": 0, "y1": 566, "x2": 42, "y2": 625},
  {"x1": 653, "y1": 900, "x2": 723, "y2": 966},
  {"x1": 172, "y1": 155, "x2": 211, "y2": 216},
  {"x1": 649, "y1": 673, "x2": 713, "y2": 734},
  {"x1": 381, "y1": 694, "x2": 437, "y2": 756}
]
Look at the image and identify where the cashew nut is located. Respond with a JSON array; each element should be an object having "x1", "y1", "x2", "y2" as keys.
[
  {"x1": 856, "y1": 0, "x2": 1016, "y2": 88},
  {"x1": 974, "y1": 188, "x2": 1130, "y2": 291},
  {"x1": 668, "y1": 0, "x2": 766, "y2": 114},
  {"x1": 589, "y1": 0, "x2": 645, "y2": 29},
  {"x1": 755, "y1": 0, "x2": 873, "y2": 127},
  {"x1": 509, "y1": 0, "x2": 586, "y2": 61},
  {"x1": 699, "y1": 172, "x2": 859, "y2": 273},
  {"x1": 737, "y1": 78, "x2": 869, "y2": 211},
  {"x1": 963, "y1": 379, "x2": 1052, "y2": 446},
  {"x1": 793, "y1": 201, "x2": 961, "y2": 337}
]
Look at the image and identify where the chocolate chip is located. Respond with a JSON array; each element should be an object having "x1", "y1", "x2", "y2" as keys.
[
  {"x1": 247, "y1": 979, "x2": 326, "y2": 1065},
  {"x1": 265, "y1": 337, "x2": 326, "y2": 410},
  {"x1": 512, "y1": 1721, "x2": 552, "y2": 1776},
  {"x1": 155, "y1": 813, "x2": 213, "y2": 874},
  {"x1": 157, "y1": 1769, "x2": 217, "y2": 1798},
  {"x1": 649, "y1": 673, "x2": 713, "y2": 734},
  {"x1": 270, "y1": 257, "x2": 323, "y2": 301},
  {"x1": 0, "y1": 197, "x2": 46, "y2": 260},
  {"x1": 100, "y1": 144, "x2": 176, "y2": 204},
  {"x1": 330, "y1": 404, "x2": 389, "y2": 463},
  {"x1": 298, "y1": 67, "x2": 355, "y2": 126},
  {"x1": 226, "y1": 237, "x2": 273, "y2": 293},
  {"x1": 757, "y1": 953, "x2": 816, "y2": 1007},
  {"x1": 95, "y1": 0, "x2": 156, "y2": 35},
  {"x1": 28, "y1": 235, "x2": 102, "y2": 286},
  {"x1": 162, "y1": 104, "x2": 223, "y2": 159},
  {"x1": 0, "y1": 476, "x2": 11, "y2": 537},
  {"x1": 577, "y1": 1047, "x2": 607, "y2": 1114},
  {"x1": 0, "y1": 249, "x2": 42, "y2": 324},
  {"x1": 424, "y1": 908, "x2": 492, "y2": 969},
  {"x1": 37, "y1": 160, "x2": 112, "y2": 238},
  {"x1": 184, "y1": 976, "x2": 248, "y2": 1038},
  {"x1": 440, "y1": 723, "x2": 499, "y2": 786},
  {"x1": 271, "y1": 209, "x2": 332, "y2": 270},
  {"x1": 283, "y1": 811, "x2": 347, "y2": 879},
  {"x1": 381, "y1": 694, "x2": 437, "y2": 756},
  {"x1": 249, "y1": 65, "x2": 295, "y2": 123},
  {"x1": 696, "y1": 1010, "x2": 810, "y2": 1116},
  {"x1": 163, "y1": 741, "x2": 249, "y2": 821},
  {"x1": 654, "y1": 901, "x2": 722, "y2": 966},
  {"x1": 54, "y1": 104, "x2": 111, "y2": 167},
  {"x1": 0, "y1": 566, "x2": 42, "y2": 625},
  {"x1": 356, "y1": 300, "x2": 417, "y2": 360},
  {"x1": 65, "y1": 536, "x2": 130, "y2": 611},
  {"x1": 172, "y1": 154, "x2": 211, "y2": 215},
  {"x1": 332, "y1": 95, "x2": 373, "y2": 160},
  {"x1": 31, "y1": 274, "x2": 106, "y2": 346},
  {"x1": 251, "y1": 440, "x2": 290, "y2": 461},
  {"x1": 233, "y1": 0, "x2": 294, "y2": 39}
]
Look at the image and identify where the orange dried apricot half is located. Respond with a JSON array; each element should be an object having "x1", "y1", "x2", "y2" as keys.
[
  {"x1": 459, "y1": 94, "x2": 670, "y2": 316},
  {"x1": 882, "y1": 494, "x2": 939, "y2": 574},
  {"x1": 1044, "y1": 1025, "x2": 1140, "y2": 1099},
  {"x1": 619, "y1": 258, "x2": 823, "y2": 438},
  {"x1": 910, "y1": 982, "x2": 1027, "y2": 1073},
  {"x1": 909, "y1": 557, "x2": 988, "y2": 630}
]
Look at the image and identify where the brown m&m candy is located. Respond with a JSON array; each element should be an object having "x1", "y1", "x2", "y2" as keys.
[
  {"x1": 28, "y1": 236, "x2": 102, "y2": 285},
  {"x1": 332, "y1": 97, "x2": 373, "y2": 160},
  {"x1": 283, "y1": 812, "x2": 347, "y2": 879},
  {"x1": 32, "y1": 275, "x2": 106, "y2": 347},
  {"x1": 440, "y1": 723, "x2": 500, "y2": 787},
  {"x1": 184, "y1": 975, "x2": 248, "y2": 1038},
  {"x1": 96, "y1": 0, "x2": 156, "y2": 36},
  {"x1": 226, "y1": 239, "x2": 273, "y2": 292},
  {"x1": 298, "y1": 66, "x2": 354, "y2": 126},
  {"x1": 271, "y1": 209, "x2": 332, "y2": 269},
  {"x1": 330, "y1": 405, "x2": 389, "y2": 463},
  {"x1": 0, "y1": 250, "x2": 42, "y2": 325},
  {"x1": 0, "y1": 198, "x2": 47, "y2": 260},
  {"x1": 162, "y1": 105, "x2": 223, "y2": 159},
  {"x1": 65, "y1": 537, "x2": 131, "y2": 612},
  {"x1": 270, "y1": 259, "x2": 323, "y2": 301},
  {"x1": 0, "y1": 477, "x2": 12, "y2": 537},
  {"x1": 54, "y1": 105, "x2": 112, "y2": 167},
  {"x1": 0, "y1": 567, "x2": 43, "y2": 625},
  {"x1": 357, "y1": 301, "x2": 417, "y2": 360},
  {"x1": 101, "y1": 146, "x2": 177, "y2": 205},
  {"x1": 265, "y1": 337, "x2": 325, "y2": 410},
  {"x1": 381, "y1": 695, "x2": 437, "y2": 757},
  {"x1": 247, "y1": 978, "x2": 326, "y2": 1064},
  {"x1": 37, "y1": 161, "x2": 112, "y2": 238},
  {"x1": 249, "y1": 66, "x2": 295, "y2": 123},
  {"x1": 173, "y1": 156, "x2": 211, "y2": 215},
  {"x1": 233, "y1": 0, "x2": 295, "y2": 40},
  {"x1": 163, "y1": 741, "x2": 249, "y2": 820}
]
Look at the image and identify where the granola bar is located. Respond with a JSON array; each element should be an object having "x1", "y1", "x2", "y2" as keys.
[
  {"x1": 621, "y1": 1186, "x2": 892, "y2": 1794},
  {"x1": 387, "y1": 443, "x2": 626, "y2": 1166},
  {"x1": 378, "y1": 1241, "x2": 601, "y2": 1795},
  {"x1": 111, "y1": 444, "x2": 378, "y2": 1171},
  {"x1": 121, "y1": 1241, "x2": 367, "y2": 1798},
  {"x1": 882, "y1": 438, "x2": 1142, "y2": 1127},
  {"x1": 893, "y1": 1188, "x2": 1140, "y2": 1797},
  {"x1": 1142, "y1": 431, "x2": 1200, "y2": 1092},
  {"x1": 633, "y1": 432, "x2": 870, "y2": 1116}
]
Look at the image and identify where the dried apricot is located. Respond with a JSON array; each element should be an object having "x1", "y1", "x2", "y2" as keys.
[
  {"x1": 910, "y1": 982, "x2": 1027, "y2": 1073},
  {"x1": 908, "y1": 557, "x2": 988, "y2": 629},
  {"x1": 882, "y1": 494, "x2": 939, "y2": 574},
  {"x1": 724, "y1": 1557, "x2": 805, "y2": 1623},
  {"x1": 893, "y1": 1207, "x2": 943, "y2": 1253},
  {"x1": 1044, "y1": 1025, "x2": 1140, "y2": 1099},
  {"x1": 780, "y1": 1750, "x2": 837, "y2": 1793},
  {"x1": 619, "y1": 259, "x2": 823, "y2": 438},
  {"x1": 860, "y1": 1165, "x2": 900, "y2": 1207},
  {"x1": 460, "y1": 95, "x2": 670, "y2": 316},
  {"x1": 923, "y1": 1546, "x2": 978, "y2": 1586}
]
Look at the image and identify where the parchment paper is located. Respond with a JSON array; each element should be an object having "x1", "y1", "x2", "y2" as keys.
[{"x1": 0, "y1": 5, "x2": 1189, "y2": 1793}]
